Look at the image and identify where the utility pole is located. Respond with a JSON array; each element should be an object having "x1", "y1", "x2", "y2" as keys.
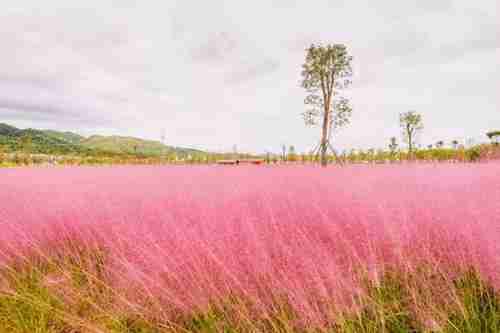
[{"x1": 160, "y1": 129, "x2": 166, "y2": 163}]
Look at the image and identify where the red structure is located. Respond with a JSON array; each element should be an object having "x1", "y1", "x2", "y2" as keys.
[{"x1": 216, "y1": 159, "x2": 264, "y2": 165}]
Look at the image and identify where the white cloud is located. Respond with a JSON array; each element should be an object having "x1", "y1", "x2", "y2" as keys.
[{"x1": 0, "y1": 0, "x2": 498, "y2": 153}]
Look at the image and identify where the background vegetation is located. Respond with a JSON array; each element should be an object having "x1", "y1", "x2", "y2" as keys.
[{"x1": 0, "y1": 123, "x2": 259, "y2": 167}]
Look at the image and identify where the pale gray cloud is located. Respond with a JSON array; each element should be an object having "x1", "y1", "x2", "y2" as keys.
[
  {"x1": 191, "y1": 32, "x2": 238, "y2": 64},
  {"x1": 0, "y1": 0, "x2": 498, "y2": 153},
  {"x1": 226, "y1": 59, "x2": 280, "y2": 85}
]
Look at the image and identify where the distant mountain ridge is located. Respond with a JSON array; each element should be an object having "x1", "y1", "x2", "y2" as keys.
[
  {"x1": 0, "y1": 123, "x2": 205, "y2": 157},
  {"x1": 42, "y1": 130, "x2": 85, "y2": 144},
  {"x1": 80, "y1": 135, "x2": 204, "y2": 156},
  {"x1": 0, "y1": 123, "x2": 22, "y2": 136},
  {"x1": 0, "y1": 123, "x2": 88, "y2": 155}
]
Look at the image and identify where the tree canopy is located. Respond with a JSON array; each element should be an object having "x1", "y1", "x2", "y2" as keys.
[
  {"x1": 400, "y1": 111, "x2": 423, "y2": 154},
  {"x1": 301, "y1": 43, "x2": 353, "y2": 166},
  {"x1": 486, "y1": 131, "x2": 500, "y2": 139}
]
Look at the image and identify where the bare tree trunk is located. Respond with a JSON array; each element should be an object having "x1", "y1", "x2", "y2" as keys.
[
  {"x1": 320, "y1": 107, "x2": 330, "y2": 167},
  {"x1": 408, "y1": 135, "x2": 413, "y2": 160},
  {"x1": 407, "y1": 126, "x2": 414, "y2": 160}
]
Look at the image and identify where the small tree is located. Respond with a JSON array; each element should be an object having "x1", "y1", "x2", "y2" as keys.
[
  {"x1": 301, "y1": 43, "x2": 353, "y2": 166},
  {"x1": 288, "y1": 145, "x2": 297, "y2": 162},
  {"x1": 281, "y1": 144, "x2": 287, "y2": 162},
  {"x1": 388, "y1": 137, "x2": 399, "y2": 161},
  {"x1": 400, "y1": 111, "x2": 423, "y2": 155},
  {"x1": 486, "y1": 131, "x2": 500, "y2": 145},
  {"x1": 452, "y1": 140, "x2": 459, "y2": 150},
  {"x1": 436, "y1": 140, "x2": 444, "y2": 148},
  {"x1": 388, "y1": 137, "x2": 398, "y2": 152}
]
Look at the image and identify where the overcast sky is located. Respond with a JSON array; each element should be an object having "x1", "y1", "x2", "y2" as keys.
[{"x1": 1, "y1": 1, "x2": 498, "y2": 153}]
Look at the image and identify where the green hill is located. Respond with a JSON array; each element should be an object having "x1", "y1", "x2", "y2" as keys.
[
  {"x1": 0, "y1": 123, "x2": 22, "y2": 136},
  {"x1": 0, "y1": 124, "x2": 89, "y2": 155},
  {"x1": 0, "y1": 123, "x2": 206, "y2": 158},
  {"x1": 81, "y1": 135, "x2": 205, "y2": 157},
  {"x1": 42, "y1": 130, "x2": 85, "y2": 144},
  {"x1": 82, "y1": 135, "x2": 168, "y2": 155}
]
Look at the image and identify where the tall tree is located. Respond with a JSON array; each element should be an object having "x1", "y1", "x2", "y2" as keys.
[
  {"x1": 301, "y1": 43, "x2": 353, "y2": 166},
  {"x1": 400, "y1": 111, "x2": 423, "y2": 155}
]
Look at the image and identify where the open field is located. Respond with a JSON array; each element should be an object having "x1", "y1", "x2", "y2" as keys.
[{"x1": 1, "y1": 164, "x2": 499, "y2": 332}]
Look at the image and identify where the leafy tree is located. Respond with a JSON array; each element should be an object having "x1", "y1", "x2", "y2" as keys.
[
  {"x1": 436, "y1": 140, "x2": 444, "y2": 148},
  {"x1": 288, "y1": 145, "x2": 297, "y2": 162},
  {"x1": 452, "y1": 140, "x2": 459, "y2": 149},
  {"x1": 301, "y1": 43, "x2": 353, "y2": 166},
  {"x1": 400, "y1": 111, "x2": 423, "y2": 155},
  {"x1": 486, "y1": 131, "x2": 500, "y2": 145},
  {"x1": 388, "y1": 137, "x2": 398, "y2": 152},
  {"x1": 388, "y1": 137, "x2": 399, "y2": 161}
]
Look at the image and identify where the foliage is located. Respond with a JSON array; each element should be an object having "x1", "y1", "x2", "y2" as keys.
[
  {"x1": 1, "y1": 262, "x2": 499, "y2": 332},
  {"x1": 301, "y1": 43, "x2": 353, "y2": 166},
  {"x1": 486, "y1": 131, "x2": 500, "y2": 139},
  {"x1": 0, "y1": 123, "x2": 208, "y2": 160},
  {"x1": 0, "y1": 123, "x2": 268, "y2": 167},
  {"x1": 42, "y1": 130, "x2": 85, "y2": 144},
  {"x1": 486, "y1": 131, "x2": 500, "y2": 145},
  {"x1": 80, "y1": 135, "x2": 203, "y2": 158},
  {"x1": 388, "y1": 137, "x2": 398, "y2": 152},
  {"x1": 446, "y1": 269, "x2": 500, "y2": 332},
  {"x1": 288, "y1": 145, "x2": 298, "y2": 162},
  {"x1": 0, "y1": 127, "x2": 91, "y2": 155},
  {"x1": 400, "y1": 111, "x2": 423, "y2": 154}
]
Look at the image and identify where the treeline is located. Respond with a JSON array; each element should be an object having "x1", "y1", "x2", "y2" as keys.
[
  {"x1": 277, "y1": 144, "x2": 499, "y2": 165},
  {"x1": 2, "y1": 145, "x2": 499, "y2": 167},
  {"x1": 0, "y1": 151, "x2": 258, "y2": 167}
]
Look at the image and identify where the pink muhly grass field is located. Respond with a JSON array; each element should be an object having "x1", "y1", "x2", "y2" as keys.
[{"x1": 0, "y1": 163, "x2": 499, "y2": 327}]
